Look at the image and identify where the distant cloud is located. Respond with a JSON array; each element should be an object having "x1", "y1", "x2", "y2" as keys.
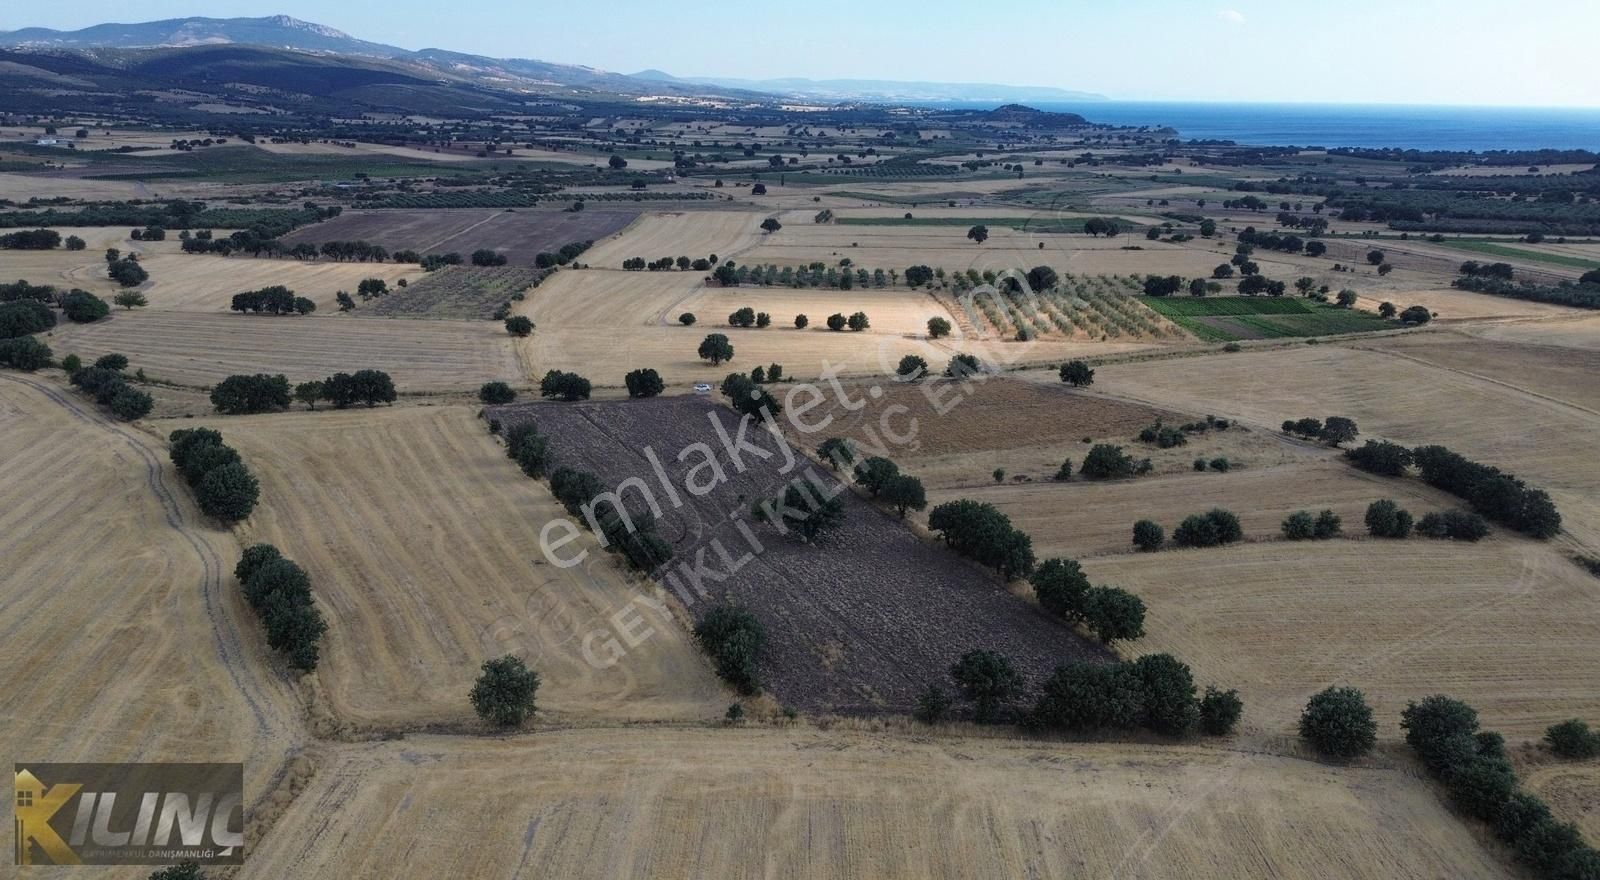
[{"x1": 1217, "y1": 9, "x2": 1246, "y2": 23}]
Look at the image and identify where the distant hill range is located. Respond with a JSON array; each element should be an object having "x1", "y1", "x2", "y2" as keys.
[
  {"x1": 0, "y1": 15, "x2": 1102, "y2": 106},
  {"x1": 633, "y1": 70, "x2": 1104, "y2": 105}
]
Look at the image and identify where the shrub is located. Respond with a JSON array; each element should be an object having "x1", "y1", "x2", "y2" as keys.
[
  {"x1": 1299, "y1": 686, "x2": 1377, "y2": 759},
  {"x1": 108, "y1": 387, "x2": 153, "y2": 420},
  {"x1": 679, "y1": 312, "x2": 697, "y2": 326},
  {"x1": 210, "y1": 373, "x2": 291, "y2": 414},
  {"x1": 1345, "y1": 440, "x2": 1413, "y2": 477},
  {"x1": 61, "y1": 290, "x2": 109, "y2": 323},
  {"x1": 895, "y1": 354, "x2": 928, "y2": 380},
  {"x1": 696, "y1": 605, "x2": 765, "y2": 694},
  {"x1": 1319, "y1": 416, "x2": 1359, "y2": 446},
  {"x1": 1313, "y1": 509, "x2": 1343, "y2": 539},
  {"x1": 1028, "y1": 661, "x2": 1144, "y2": 733},
  {"x1": 728, "y1": 306, "x2": 756, "y2": 328},
  {"x1": 880, "y1": 474, "x2": 927, "y2": 518},
  {"x1": 478, "y1": 381, "x2": 516, "y2": 405},
  {"x1": 926, "y1": 316, "x2": 951, "y2": 338},
  {"x1": 793, "y1": 314, "x2": 808, "y2": 329},
  {"x1": 624, "y1": 368, "x2": 664, "y2": 398},
  {"x1": 539, "y1": 370, "x2": 591, "y2": 402},
  {"x1": 1209, "y1": 457, "x2": 1231, "y2": 472},
  {"x1": 945, "y1": 353, "x2": 983, "y2": 378},
  {"x1": 1132, "y1": 519, "x2": 1164, "y2": 552},
  {"x1": 1545, "y1": 720, "x2": 1600, "y2": 760},
  {"x1": 235, "y1": 544, "x2": 282, "y2": 586},
  {"x1": 1083, "y1": 586, "x2": 1146, "y2": 644},
  {"x1": 1054, "y1": 459, "x2": 1073, "y2": 481},
  {"x1": 94, "y1": 353, "x2": 129, "y2": 371},
  {"x1": 1365, "y1": 499, "x2": 1414, "y2": 538},
  {"x1": 1417, "y1": 509, "x2": 1490, "y2": 542},
  {"x1": 1079, "y1": 444, "x2": 1137, "y2": 480},
  {"x1": 913, "y1": 684, "x2": 952, "y2": 723},
  {"x1": 469, "y1": 655, "x2": 540, "y2": 726},
  {"x1": 816, "y1": 437, "x2": 858, "y2": 471},
  {"x1": 1030, "y1": 558, "x2": 1090, "y2": 622},
  {"x1": 504, "y1": 315, "x2": 534, "y2": 336},
  {"x1": 195, "y1": 461, "x2": 259, "y2": 522},
  {"x1": 0, "y1": 300, "x2": 55, "y2": 338},
  {"x1": 1200, "y1": 687, "x2": 1244, "y2": 735},
  {"x1": 1282, "y1": 511, "x2": 1316, "y2": 540},
  {"x1": 0, "y1": 336, "x2": 51, "y2": 370},
  {"x1": 1173, "y1": 509, "x2": 1241, "y2": 548},
  {"x1": 950, "y1": 649, "x2": 1024, "y2": 724},
  {"x1": 1132, "y1": 653, "x2": 1200, "y2": 736},
  {"x1": 768, "y1": 480, "x2": 845, "y2": 541},
  {"x1": 855, "y1": 457, "x2": 900, "y2": 496},
  {"x1": 321, "y1": 370, "x2": 396, "y2": 408},
  {"x1": 1058, "y1": 360, "x2": 1094, "y2": 387},
  {"x1": 698, "y1": 333, "x2": 734, "y2": 364}
]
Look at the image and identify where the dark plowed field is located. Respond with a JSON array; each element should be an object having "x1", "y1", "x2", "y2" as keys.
[
  {"x1": 493, "y1": 396, "x2": 1111, "y2": 716},
  {"x1": 280, "y1": 208, "x2": 637, "y2": 266}
]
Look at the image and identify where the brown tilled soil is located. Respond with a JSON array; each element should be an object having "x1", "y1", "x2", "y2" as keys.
[{"x1": 493, "y1": 395, "x2": 1113, "y2": 716}]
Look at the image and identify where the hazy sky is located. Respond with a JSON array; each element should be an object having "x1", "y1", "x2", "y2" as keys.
[{"x1": 5, "y1": 0, "x2": 1598, "y2": 107}]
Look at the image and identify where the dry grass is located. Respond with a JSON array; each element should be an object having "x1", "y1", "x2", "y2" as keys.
[
  {"x1": 583, "y1": 211, "x2": 774, "y2": 267},
  {"x1": 1089, "y1": 344, "x2": 1600, "y2": 550},
  {"x1": 1522, "y1": 762, "x2": 1600, "y2": 840},
  {"x1": 1465, "y1": 314, "x2": 1600, "y2": 352},
  {"x1": 1088, "y1": 540, "x2": 1600, "y2": 738},
  {"x1": 0, "y1": 373, "x2": 302, "y2": 819},
  {"x1": 47, "y1": 310, "x2": 519, "y2": 391},
  {"x1": 931, "y1": 460, "x2": 1455, "y2": 558},
  {"x1": 215, "y1": 405, "x2": 727, "y2": 727},
  {"x1": 241, "y1": 729, "x2": 1511, "y2": 880},
  {"x1": 134, "y1": 254, "x2": 426, "y2": 313}
]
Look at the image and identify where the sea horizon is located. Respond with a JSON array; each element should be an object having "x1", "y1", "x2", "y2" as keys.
[{"x1": 910, "y1": 99, "x2": 1600, "y2": 153}]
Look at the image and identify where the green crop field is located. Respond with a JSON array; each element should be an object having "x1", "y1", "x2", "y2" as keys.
[
  {"x1": 1436, "y1": 239, "x2": 1600, "y2": 270},
  {"x1": 1140, "y1": 296, "x2": 1390, "y2": 341}
]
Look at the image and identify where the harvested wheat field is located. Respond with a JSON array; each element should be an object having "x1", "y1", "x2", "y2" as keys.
[
  {"x1": 48, "y1": 310, "x2": 519, "y2": 391},
  {"x1": 1354, "y1": 331, "x2": 1600, "y2": 413},
  {"x1": 0, "y1": 225, "x2": 183, "y2": 296},
  {"x1": 242, "y1": 729, "x2": 1510, "y2": 880},
  {"x1": 1465, "y1": 313, "x2": 1600, "y2": 352},
  {"x1": 583, "y1": 210, "x2": 775, "y2": 267},
  {"x1": 934, "y1": 460, "x2": 1456, "y2": 558},
  {"x1": 135, "y1": 253, "x2": 426, "y2": 312},
  {"x1": 0, "y1": 373, "x2": 302, "y2": 818},
  {"x1": 1352, "y1": 287, "x2": 1578, "y2": 321},
  {"x1": 217, "y1": 405, "x2": 727, "y2": 727},
  {"x1": 681, "y1": 287, "x2": 957, "y2": 336},
  {"x1": 1089, "y1": 344, "x2": 1600, "y2": 549},
  {"x1": 279, "y1": 209, "x2": 638, "y2": 266},
  {"x1": 523, "y1": 267, "x2": 707, "y2": 328},
  {"x1": 1087, "y1": 540, "x2": 1600, "y2": 738},
  {"x1": 1523, "y1": 762, "x2": 1600, "y2": 840}
]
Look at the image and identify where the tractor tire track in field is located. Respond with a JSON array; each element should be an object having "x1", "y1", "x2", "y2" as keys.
[{"x1": 0, "y1": 374, "x2": 302, "y2": 759}]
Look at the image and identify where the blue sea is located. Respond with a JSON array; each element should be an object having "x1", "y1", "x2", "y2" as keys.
[{"x1": 929, "y1": 101, "x2": 1600, "y2": 153}]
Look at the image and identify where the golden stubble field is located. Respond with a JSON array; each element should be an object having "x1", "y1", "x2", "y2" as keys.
[
  {"x1": 212, "y1": 405, "x2": 727, "y2": 728},
  {"x1": 583, "y1": 210, "x2": 777, "y2": 267},
  {"x1": 47, "y1": 309, "x2": 520, "y2": 392},
  {"x1": 133, "y1": 253, "x2": 427, "y2": 313},
  {"x1": 239, "y1": 729, "x2": 1511, "y2": 880},
  {"x1": 0, "y1": 373, "x2": 303, "y2": 850}
]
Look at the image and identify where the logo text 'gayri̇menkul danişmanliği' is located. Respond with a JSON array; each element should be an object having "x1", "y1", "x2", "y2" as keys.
[{"x1": 15, "y1": 763, "x2": 244, "y2": 865}]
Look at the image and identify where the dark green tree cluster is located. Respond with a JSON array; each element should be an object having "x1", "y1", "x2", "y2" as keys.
[
  {"x1": 847, "y1": 455, "x2": 926, "y2": 518},
  {"x1": 470, "y1": 655, "x2": 540, "y2": 726},
  {"x1": 1545, "y1": 719, "x2": 1600, "y2": 760},
  {"x1": 1344, "y1": 440, "x2": 1413, "y2": 476},
  {"x1": 1172, "y1": 509, "x2": 1243, "y2": 549},
  {"x1": 68, "y1": 356, "x2": 152, "y2": 420},
  {"x1": 107, "y1": 256, "x2": 148, "y2": 288},
  {"x1": 0, "y1": 299, "x2": 55, "y2": 338},
  {"x1": 210, "y1": 373, "x2": 291, "y2": 414},
  {"x1": 759, "y1": 479, "x2": 847, "y2": 541},
  {"x1": 532, "y1": 240, "x2": 593, "y2": 269},
  {"x1": 1027, "y1": 654, "x2": 1238, "y2": 737},
  {"x1": 235, "y1": 544, "x2": 326, "y2": 671},
  {"x1": 505, "y1": 315, "x2": 535, "y2": 337},
  {"x1": 719, "y1": 372, "x2": 781, "y2": 421},
  {"x1": 1029, "y1": 558, "x2": 1146, "y2": 644},
  {"x1": 62, "y1": 289, "x2": 110, "y2": 322},
  {"x1": 1058, "y1": 360, "x2": 1094, "y2": 387},
  {"x1": 1411, "y1": 445, "x2": 1561, "y2": 538},
  {"x1": 1416, "y1": 509, "x2": 1491, "y2": 542},
  {"x1": 0, "y1": 228, "x2": 62, "y2": 249},
  {"x1": 1281, "y1": 510, "x2": 1342, "y2": 540},
  {"x1": 229, "y1": 286, "x2": 314, "y2": 315},
  {"x1": 624, "y1": 368, "x2": 664, "y2": 398},
  {"x1": 1281, "y1": 415, "x2": 1357, "y2": 446},
  {"x1": 479, "y1": 381, "x2": 517, "y2": 405},
  {"x1": 1137, "y1": 420, "x2": 1188, "y2": 449},
  {"x1": 927, "y1": 499, "x2": 1035, "y2": 579},
  {"x1": 319, "y1": 370, "x2": 398, "y2": 408},
  {"x1": 539, "y1": 370, "x2": 592, "y2": 401},
  {"x1": 170, "y1": 428, "x2": 258, "y2": 521},
  {"x1": 696, "y1": 605, "x2": 765, "y2": 694},
  {"x1": 1365, "y1": 499, "x2": 1416, "y2": 538},
  {"x1": 1404, "y1": 695, "x2": 1600, "y2": 879},
  {"x1": 1079, "y1": 444, "x2": 1146, "y2": 480},
  {"x1": 503, "y1": 421, "x2": 550, "y2": 479},
  {"x1": 1300, "y1": 686, "x2": 1378, "y2": 759},
  {"x1": 0, "y1": 335, "x2": 51, "y2": 371}
]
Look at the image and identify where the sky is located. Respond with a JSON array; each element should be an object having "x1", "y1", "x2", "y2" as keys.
[{"x1": 4, "y1": 0, "x2": 1599, "y2": 107}]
